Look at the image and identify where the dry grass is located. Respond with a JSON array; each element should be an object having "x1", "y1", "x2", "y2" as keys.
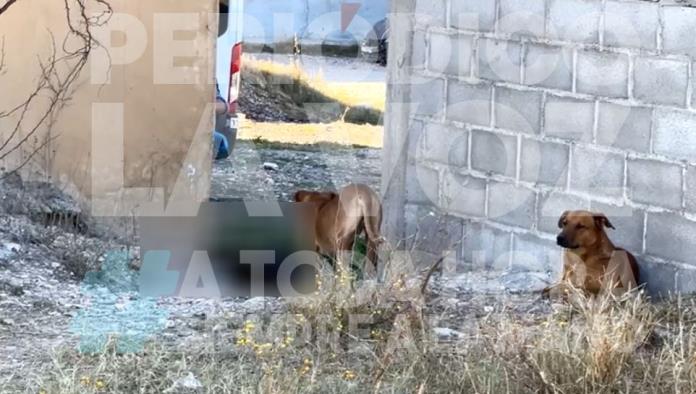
[
  {"x1": 22, "y1": 251, "x2": 696, "y2": 393},
  {"x1": 245, "y1": 58, "x2": 386, "y2": 112}
]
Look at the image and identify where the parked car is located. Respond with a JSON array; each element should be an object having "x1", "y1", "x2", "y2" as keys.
[
  {"x1": 361, "y1": 18, "x2": 388, "y2": 66},
  {"x1": 215, "y1": 0, "x2": 244, "y2": 155}
]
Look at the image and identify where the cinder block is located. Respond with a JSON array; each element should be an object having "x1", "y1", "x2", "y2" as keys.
[
  {"x1": 627, "y1": 159, "x2": 683, "y2": 210},
  {"x1": 417, "y1": 122, "x2": 468, "y2": 168},
  {"x1": 414, "y1": 0, "x2": 447, "y2": 28},
  {"x1": 446, "y1": 81, "x2": 492, "y2": 126},
  {"x1": 686, "y1": 165, "x2": 696, "y2": 213},
  {"x1": 547, "y1": 0, "x2": 601, "y2": 43},
  {"x1": 411, "y1": 76, "x2": 445, "y2": 118},
  {"x1": 404, "y1": 204, "x2": 464, "y2": 257},
  {"x1": 570, "y1": 146, "x2": 625, "y2": 198},
  {"x1": 407, "y1": 119, "x2": 424, "y2": 159},
  {"x1": 494, "y1": 87, "x2": 542, "y2": 134},
  {"x1": 653, "y1": 109, "x2": 696, "y2": 161},
  {"x1": 405, "y1": 163, "x2": 439, "y2": 206},
  {"x1": 676, "y1": 268, "x2": 696, "y2": 294},
  {"x1": 523, "y1": 44, "x2": 573, "y2": 91},
  {"x1": 576, "y1": 50, "x2": 629, "y2": 98},
  {"x1": 478, "y1": 38, "x2": 523, "y2": 83},
  {"x1": 639, "y1": 258, "x2": 677, "y2": 297},
  {"x1": 411, "y1": 30, "x2": 427, "y2": 68},
  {"x1": 596, "y1": 102, "x2": 652, "y2": 153},
  {"x1": 451, "y1": 0, "x2": 497, "y2": 32},
  {"x1": 646, "y1": 212, "x2": 696, "y2": 265},
  {"x1": 441, "y1": 171, "x2": 486, "y2": 217},
  {"x1": 634, "y1": 57, "x2": 688, "y2": 107},
  {"x1": 692, "y1": 68, "x2": 696, "y2": 110},
  {"x1": 603, "y1": 0, "x2": 658, "y2": 50},
  {"x1": 589, "y1": 201, "x2": 645, "y2": 254},
  {"x1": 499, "y1": 0, "x2": 546, "y2": 37},
  {"x1": 512, "y1": 233, "x2": 563, "y2": 275},
  {"x1": 520, "y1": 138, "x2": 569, "y2": 187},
  {"x1": 488, "y1": 181, "x2": 536, "y2": 228},
  {"x1": 662, "y1": 6, "x2": 696, "y2": 58},
  {"x1": 462, "y1": 222, "x2": 512, "y2": 272},
  {"x1": 544, "y1": 95, "x2": 595, "y2": 142},
  {"x1": 471, "y1": 129, "x2": 517, "y2": 177},
  {"x1": 538, "y1": 192, "x2": 590, "y2": 234},
  {"x1": 428, "y1": 33, "x2": 474, "y2": 77}
]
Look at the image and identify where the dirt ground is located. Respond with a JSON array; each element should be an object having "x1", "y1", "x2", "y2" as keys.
[
  {"x1": 0, "y1": 164, "x2": 547, "y2": 393},
  {"x1": 0, "y1": 160, "x2": 689, "y2": 393},
  {"x1": 210, "y1": 140, "x2": 382, "y2": 201}
]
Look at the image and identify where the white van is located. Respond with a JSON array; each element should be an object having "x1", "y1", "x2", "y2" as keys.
[{"x1": 216, "y1": 0, "x2": 244, "y2": 153}]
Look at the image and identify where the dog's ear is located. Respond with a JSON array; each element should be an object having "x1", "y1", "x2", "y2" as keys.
[
  {"x1": 593, "y1": 213, "x2": 615, "y2": 230},
  {"x1": 309, "y1": 192, "x2": 337, "y2": 203},
  {"x1": 293, "y1": 191, "x2": 309, "y2": 202},
  {"x1": 322, "y1": 192, "x2": 338, "y2": 201},
  {"x1": 557, "y1": 210, "x2": 570, "y2": 228}
]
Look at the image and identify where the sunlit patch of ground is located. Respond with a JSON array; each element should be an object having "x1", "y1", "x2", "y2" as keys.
[{"x1": 238, "y1": 119, "x2": 383, "y2": 149}]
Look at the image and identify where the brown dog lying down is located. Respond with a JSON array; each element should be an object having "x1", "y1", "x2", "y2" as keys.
[
  {"x1": 542, "y1": 210, "x2": 640, "y2": 298},
  {"x1": 293, "y1": 183, "x2": 384, "y2": 270}
]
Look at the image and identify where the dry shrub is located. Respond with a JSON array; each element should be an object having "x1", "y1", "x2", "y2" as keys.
[{"x1": 25, "y1": 254, "x2": 696, "y2": 394}]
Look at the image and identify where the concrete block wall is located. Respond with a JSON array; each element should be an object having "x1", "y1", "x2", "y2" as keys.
[{"x1": 389, "y1": 0, "x2": 696, "y2": 295}]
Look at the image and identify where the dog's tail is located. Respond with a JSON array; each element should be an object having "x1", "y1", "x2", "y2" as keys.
[
  {"x1": 360, "y1": 191, "x2": 383, "y2": 266},
  {"x1": 356, "y1": 185, "x2": 384, "y2": 246},
  {"x1": 363, "y1": 210, "x2": 383, "y2": 245}
]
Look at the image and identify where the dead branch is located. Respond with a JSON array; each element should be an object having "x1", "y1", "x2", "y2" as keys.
[
  {"x1": 0, "y1": 0, "x2": 19, "y2": 16},
  {"x1": 0, "y1": 0, "x2": 112, "y2": 175},
  {"x1": 419, "y1": 255, "x2": 446, "y2": 295},
  {"x1": 0, "y1": 37, "x2": 5, "y2": 75}
]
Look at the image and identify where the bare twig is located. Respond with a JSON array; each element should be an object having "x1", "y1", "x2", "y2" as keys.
[
  {"x1": 0, "y1": 0, "x2": 112, "y2": 175},
  {"x1": 0, "y1": 0, "x2": 19, "y2": 16},
  {"x1": 0, "y1": 133, "x2": 60, "y2": 180},
  {"x1": 0, "y1": 37, "x2": 5, "y2": 75},
  {"x1": 419, "y1": 255, "x2": 446, "y2": 295}
]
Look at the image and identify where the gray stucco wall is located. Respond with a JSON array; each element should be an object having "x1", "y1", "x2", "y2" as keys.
[{"x1": 383, "y1": 0, "x2": 696, "y2": 295}]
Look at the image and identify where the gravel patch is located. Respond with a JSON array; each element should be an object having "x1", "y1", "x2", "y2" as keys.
[{"x1": 211, "y1": 141, "x2": 382, "y2": 201}]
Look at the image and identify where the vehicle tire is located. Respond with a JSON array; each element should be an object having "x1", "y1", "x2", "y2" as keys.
[{"x1": 377, "y1": 39, "x2": 387, "y2": 66}]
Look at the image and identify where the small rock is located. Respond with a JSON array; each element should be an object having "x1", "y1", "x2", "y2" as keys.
[
  {"x1": 4, "y1": 243, "x2": 21, "y2": 253},
  {"x1": 0, "y1": 318, "x2": 15, "y2": 326},
  {"x1": 242, "y1": 297, "x2": 267, "y2": 311},
  {"x1": 263, "y1": 162, "x2": 279, "y2": 171},
  {"x1": 433, "y1": 327, "x2": 464, "y2": 340},
  {"x1": 164, "y1": 372, "x2": 203, "y2": 394}
]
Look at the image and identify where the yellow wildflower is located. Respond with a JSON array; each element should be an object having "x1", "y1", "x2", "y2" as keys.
[
  {"x1": 342, "y1": 370, "x2": 357, "y2": 380},
  {"x1": 94, "y1": 379, "x2": 106, "y2": 390}
]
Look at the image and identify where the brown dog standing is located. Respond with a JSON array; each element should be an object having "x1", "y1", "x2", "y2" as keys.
[
  {"x1": 542, "y1": 210, "x2": 640, "y2": 298},
  {"x1": 293, "y1": 184, "x2": 383, "y2": 271}
]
